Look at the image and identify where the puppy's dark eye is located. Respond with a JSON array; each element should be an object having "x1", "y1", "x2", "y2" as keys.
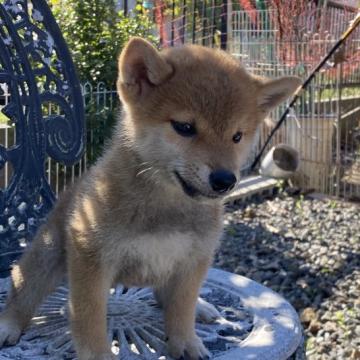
[
  {"x1": 232, "y1": 131, "x2": 243, "y2": 143},
  {"x1": 171, "y1": 120, "x2": 197, "y2": 137}
]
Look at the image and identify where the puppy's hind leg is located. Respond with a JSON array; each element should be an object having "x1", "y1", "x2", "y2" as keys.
[{"x1": 0, "y1": 221, "x2": 66, "y2": 347}]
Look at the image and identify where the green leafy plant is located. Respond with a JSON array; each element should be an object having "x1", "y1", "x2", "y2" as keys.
[
  {"x1": 295, "y1": 194, "x2": 304, "y2": 212},
  {"x1": 85, "y1": 103, "x2": 118, "y2": 165},
  {"x1": 334, "y1": 310, "x2": 349, "y2": 331},
  {"x1": 49, "y1": 0, "x2": 158, "y2": 164},
  {"x1": 276, "y1": 179, "x2": 286, "y2": 193},
  {"x1": 51, "y1": 0, "x2": 158, "y2": 87}
]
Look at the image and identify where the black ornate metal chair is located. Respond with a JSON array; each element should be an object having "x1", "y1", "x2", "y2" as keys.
[
  {"x1": 0, "y1": 0, "x2": 85, "y2": 276},
  {"x1": 0, "y1": 1, "x2": 303, "y2": 359}
]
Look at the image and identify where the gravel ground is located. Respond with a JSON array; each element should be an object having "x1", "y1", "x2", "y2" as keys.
[{"x1": 214, "y1": 191, "x2": 360, "y2": 360}]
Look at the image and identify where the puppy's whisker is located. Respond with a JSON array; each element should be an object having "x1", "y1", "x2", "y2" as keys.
[
  {"x1": 149, "y1": 169, "x2": 160, "y2": 180},
  {"x1": 138, "y1": 161, "x2": 152, "y2": 167},
  {"x1": 136, "y1": 167, "x2": 154, "y2": 177}
]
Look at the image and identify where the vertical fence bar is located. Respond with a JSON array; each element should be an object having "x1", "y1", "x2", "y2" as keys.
[
  {"x1": 63, "y1": 166, "x2": 67, "y2": 191},
  {"x1": 201, "y1": 0, "x2": 206, "y2": 45},
  {"x1": 335, "y1": 62, "x2": 342, "y2": 198},
  {"x1": 47, "y1": 101, "x2": 52, "y2": 187},
  {"x1": 171, "y1": 0, "x2": 175, "y2": 46},
  {"x1": 55, "y1": 162, "x2": 59, "y2": 196},
  {"x1": 192, "y1": 0, "x2": 196, "y2": 44},
  {"x1": 4, "y1": 84, "x2": 9, "y2": 188},
  {"x1": 220, "y1": 0, "x2": 227, "y2": 50},
  {"x1": 181, "y1": 0, "x2": 187, "y2": 44},
  {"x1": 226, "y1": 0, "x2": 232, "y2": 51},
  {"x1": 71, "y1": 164, "x2": 75, "y2": 184},
  {"x1": 211, "y1": 0, "x2": 216, "y2": 47}
]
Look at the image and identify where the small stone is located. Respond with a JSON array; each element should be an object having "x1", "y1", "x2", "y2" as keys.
[
  {"x1": 244, "y1": 208, "x2": 256, "y2": 218},
  {"x1": 264, "y1": 223, "x2": 280, "y2": 234},
  {"x1": 300, "y1": 307, "x2": 317, "y2": 325},
  {"x1": 300, "y1": 228, "x2": 310, "y2": 240},
  {"x1": 323, "y1": 321, "x2": 337, "y2": 332},
  {"x1": 309, "y1": 319, "x2": 321, "y2": 335},
  {"x1": 354, "y1": 325, "x2": 360, "y2": 337},
  {"x1": 285, "y1": 187, "x2": 301, "y2": 195},
  {"x1": 351, "y1": 349, "x2": 360, "y2": 360},
  {"x1": 216, "y1": 193, "x2": 360, "y2": 359}
]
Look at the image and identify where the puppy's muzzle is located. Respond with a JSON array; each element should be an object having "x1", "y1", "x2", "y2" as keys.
[{"x1": 209, "y1": 170, "x2": 236, "y2": 193}]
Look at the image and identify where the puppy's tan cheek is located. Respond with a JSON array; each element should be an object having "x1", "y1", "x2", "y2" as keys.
[
  {"x1": 164, "y1": 128, "x2": 181, "y2": 144},
  {"x1": 164, "y1": 129, "x2": 197, "y2": 157},
  {"x1": 237, "y1": 139, "x2": 255, "y2": 164}
]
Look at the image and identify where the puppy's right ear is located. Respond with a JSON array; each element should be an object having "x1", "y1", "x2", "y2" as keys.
[{"x1": 117, "y1": 37, "x2": 173, "y2": 99}]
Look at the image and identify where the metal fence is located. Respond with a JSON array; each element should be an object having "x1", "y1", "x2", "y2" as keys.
[
  {"x1": 0, "y1": 82, "x2": 119, "y2": 196},
  {"x1": 228, "y1": 6, "x2": 360, "y2": 199},
  {"x1": 1, "y1": 1, "x2": 359, "y2": 199},
  {"x1": 153, "y1": 1, "x2": 360, "y2": 199}
]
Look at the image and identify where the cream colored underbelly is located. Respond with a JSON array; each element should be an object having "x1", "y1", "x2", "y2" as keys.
[{"x1": 112, "y1": 232, "x2": 201, "y2": 287}]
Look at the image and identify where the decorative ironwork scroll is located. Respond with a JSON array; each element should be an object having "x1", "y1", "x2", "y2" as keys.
[
  {"x1": 0, "y1": 0, "x2": 85, "y2": 276},
  {"x1": 0, "y1": 269, "x2": 303, "y2": 359}
]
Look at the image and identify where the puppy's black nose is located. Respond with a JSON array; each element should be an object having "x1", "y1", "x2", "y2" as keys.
[{"x1": 209, "y1": 170, "x2": 237, "y2": 193}]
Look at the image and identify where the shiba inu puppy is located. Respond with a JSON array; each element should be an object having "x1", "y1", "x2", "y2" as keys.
[{"x1": 0, "y1": 38, "x2": 301, "y2": 360}]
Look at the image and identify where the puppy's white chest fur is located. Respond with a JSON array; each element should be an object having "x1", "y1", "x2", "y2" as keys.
[{"x1": 116, "y1": 232, "x2": 197, "y2": 286}]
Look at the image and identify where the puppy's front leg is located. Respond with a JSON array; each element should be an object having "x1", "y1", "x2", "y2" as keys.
[
  {"x1": 68, "y1": 256, "x2": 115, "y2": 360},
  {"x1": 157, "y1": 259, "x2": 211, "y2": 360}
]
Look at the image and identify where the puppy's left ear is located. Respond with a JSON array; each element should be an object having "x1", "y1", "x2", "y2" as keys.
[
  {"x1": 117, "y1": 37, "x2": 173, "y2": 100},
  {"x1": 257, "y1": 76, "x2": 302, "y2": 114}
]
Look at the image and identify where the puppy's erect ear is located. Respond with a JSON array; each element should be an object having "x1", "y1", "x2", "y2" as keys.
[
  {"x1": 118, "y1": 37, "x2": 173, "y2": 98},
  {"x1": 257, "y1": 76, "x2": 302, "y2": 114}
]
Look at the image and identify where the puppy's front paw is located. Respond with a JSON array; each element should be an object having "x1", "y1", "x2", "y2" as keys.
[
  {"x1": 0, "y1": 315, "x2": 22, "y2": 347},
  {"x1": 196, "y1": 298, "x2": 220, "y2": 324},
  {"x1": 168, "y1": 334, "x2": 210, "y2": 360}
]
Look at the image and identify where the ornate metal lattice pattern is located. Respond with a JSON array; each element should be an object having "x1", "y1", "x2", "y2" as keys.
[{"x1": 0, "y1": 0, "x2": 85, "y2": 275}]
